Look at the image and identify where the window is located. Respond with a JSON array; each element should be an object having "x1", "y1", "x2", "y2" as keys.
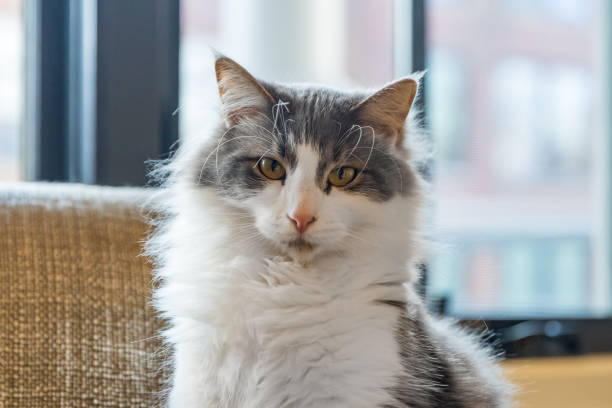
[
  {"x1": 180, "y1": 0, "x2": 395, "y2": 142},
  {"x1": 20, "y1": 0, "x2": 178, "y2": 185},
  {"x1": 426, "y1": 0, "x2": 610, "y2": 317},
  {"x1": 9, "y1": 0, "x2": 611, "y2": 357},
  {"x1": 0, "y1": 0, "x2": 23, "y2": 181}
]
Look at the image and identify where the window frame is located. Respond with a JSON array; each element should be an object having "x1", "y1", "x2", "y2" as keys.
[{"x1": 24, "y1": 0, "x2": 179, "y2": 185}]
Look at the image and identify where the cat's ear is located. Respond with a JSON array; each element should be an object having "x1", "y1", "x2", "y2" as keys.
[
  {"x1": 215, "y1": 55, "x2": 275, "y2": 126},
  {"x1": 352, "y1": 77, "x2": 419, "y2": 147}
]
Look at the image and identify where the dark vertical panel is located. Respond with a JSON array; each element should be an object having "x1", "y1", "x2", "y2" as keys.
[
  {"x1": 411, "y1": 0, "x2": 426, "y2": 115},
  {"x1": 411, "y1": 0, "x2": 426, "y2": 73},
  {"x1": 34, "y1": 0, "x2": 68, "y2": 181},
  {"x1": 96, "y1": 0, "x2": 179, "y2": 186},
  {"x1": 157, "y1": 0, "x2": 181, "y2": 157}
]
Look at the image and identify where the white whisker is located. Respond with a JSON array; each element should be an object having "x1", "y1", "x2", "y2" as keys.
[
  {"x1": 352, "y1": 145, "x2": 404, "y2": 192},
  {"x1": 199, "y1": 134, "x2": 273, "y2": 184},
  {"x1": 338, "y1": 125, "x2": 364, "y2": 168},
  {"x1": 356, "y1": 126, "x2": 376, "y2": 180}
]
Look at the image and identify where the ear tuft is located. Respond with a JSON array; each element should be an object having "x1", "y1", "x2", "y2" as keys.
[
  {"x1": 352, "y1": 77, "x2": 419, "y2": 147},
  {"x1": 214, "y1": 56, "x2": 275, "y2": 126}
]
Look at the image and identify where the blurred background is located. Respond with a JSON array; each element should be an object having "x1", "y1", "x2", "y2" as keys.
[
  {"x1": 180, "y1": 0, "x2": 610, "y2": 320},
  {"x1": 1, "y1": 1, "x2": 611, "y2": 402},
  {"x1": 3, "y1": 0, "x2": 610, "y2": 320}
]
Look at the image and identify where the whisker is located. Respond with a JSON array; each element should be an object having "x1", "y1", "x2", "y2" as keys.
[
  {"x1": 336, "y1": 124, "x2": 361, "y2": 147},
  {"x1": 338, "y1": 125, "x2": 364, "y2": 168},
  {"x1": 352, "y1": 146, "x2": 404, "y2": 192},
  {"x1": 272, "y1": 99, "x2": 290, "y2": 136},
  {"x1": 201, "y1": 124, "x2": 239, "y2": 182},
  {"x1": 244, "y1": 122, "x2": 281, "y2": 144},
  {"x1": 355, "y1": 126, "x2": 376, "y2": 181},
  {"x1": 283, "y1": 118, "x2": 296, "y2": 137},
  {"x1": 254, "y1": 148, "x2": 274, "y2": 169},
  {"x1": 199, "y1": 134, "x2": 273, "y2": 184}
]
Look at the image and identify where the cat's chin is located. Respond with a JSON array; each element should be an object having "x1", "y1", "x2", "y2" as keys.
[
  {"x1": 276, "y1": 238, "x2": 320, "y2": 263},
  {"x1": 286, "y1": 237, "x2": 315, "y2": 251},
  {"x1": 278, "y1": 238, "x2": 348, "y2": 264}
]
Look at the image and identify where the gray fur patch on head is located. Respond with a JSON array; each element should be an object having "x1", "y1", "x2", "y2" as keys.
[{"x1": 194, "y1": 81, "x2": 417, "y2": 202}]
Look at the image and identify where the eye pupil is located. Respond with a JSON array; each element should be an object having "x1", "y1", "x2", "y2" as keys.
[
  {"x1": 337, "y1": 168, "x2": 344, "y2": 179},
  {"x1": 271, "y1": 161, "x2": 278, "y2": 171}
]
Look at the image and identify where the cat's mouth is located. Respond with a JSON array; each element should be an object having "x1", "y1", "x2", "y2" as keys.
[{"x1": 285, "y1": 237, "x2": 316, "y2": 251}]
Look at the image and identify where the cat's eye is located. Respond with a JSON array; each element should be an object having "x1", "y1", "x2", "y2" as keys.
[
  {"x1": 258, "y1": 158, "x2": 286, "y2": 180},
  {"x1": 328, "y1": 167, "x2": 357, "y2": 187}
]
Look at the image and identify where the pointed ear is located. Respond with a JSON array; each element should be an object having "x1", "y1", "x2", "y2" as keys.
[
  {"x1": 351, "y1": 77, "x2": 418, "y2": 147},
  {"x1": 215, "y1": 56, "x2": 275, "y2": 126}
]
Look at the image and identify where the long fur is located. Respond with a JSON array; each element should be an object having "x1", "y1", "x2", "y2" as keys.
[{"x1": 145, "y1": 60, "x2": 512, "y2": 407}]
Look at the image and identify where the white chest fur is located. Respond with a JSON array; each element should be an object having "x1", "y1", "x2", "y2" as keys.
[{"x1": 160, "y1": 251, "x2": 406, "y2": 408}]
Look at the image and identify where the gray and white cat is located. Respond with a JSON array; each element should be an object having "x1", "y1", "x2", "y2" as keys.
[{"x1": 147, "y1": 55, "x2": 512, "y2": 407}]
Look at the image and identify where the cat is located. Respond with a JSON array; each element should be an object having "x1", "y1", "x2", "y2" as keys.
[{"x1": 146, "y1": 54, "x2": 512, "y2": 407}]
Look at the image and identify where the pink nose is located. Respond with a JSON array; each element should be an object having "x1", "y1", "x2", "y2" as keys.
[{"x1": 287, "y1": 213, "x2": 316, "y2": 233}]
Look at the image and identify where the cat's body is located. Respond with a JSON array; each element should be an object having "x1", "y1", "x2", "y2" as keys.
[{"x1": 148, "y1": 56, "x2": 511, "y2": 407}]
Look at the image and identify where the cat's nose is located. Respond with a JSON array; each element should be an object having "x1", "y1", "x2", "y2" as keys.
[{"x1": 287, "y1": 213, "x2": 316, "y2": 233}]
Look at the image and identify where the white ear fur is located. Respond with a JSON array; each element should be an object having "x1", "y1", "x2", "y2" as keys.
[
  {"x1": 215, "y1": 56, "x2": 275, "y2": 126},
  {"x1": 352, "y1": 77, "x2": 418, "y2": 147}
]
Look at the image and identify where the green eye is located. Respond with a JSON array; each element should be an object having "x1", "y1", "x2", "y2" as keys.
[
  {"x1": 328, "y1": 167, "x2": 356, "y2": 187},
  {"x1": 258, "y1": 158, "x2": 286, "y2": 180}
]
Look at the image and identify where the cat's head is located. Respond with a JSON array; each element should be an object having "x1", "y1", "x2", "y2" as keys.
[{"x1": 191, "y1": 56, "x2": 423, "y2": 262}]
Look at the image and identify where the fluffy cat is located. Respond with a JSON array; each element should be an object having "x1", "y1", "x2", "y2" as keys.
[{"x1": 147, "y1": 55, "x2": 512, "y2": 407}]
